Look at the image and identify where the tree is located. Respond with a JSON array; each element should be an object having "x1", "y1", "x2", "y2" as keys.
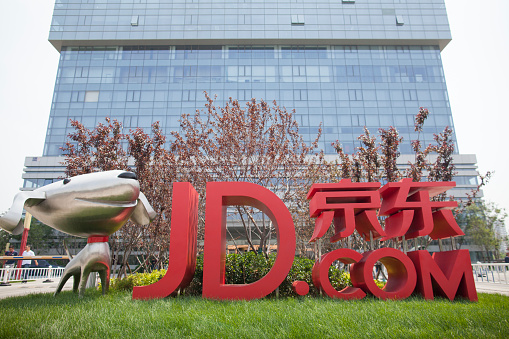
[
  {"x1": 327, "y1": 107, "x2": 468, "y2": 253},
  {"x1": 356, "y1": 127, "x2": 382, "y2": 183},
  {"x1": 64, "y1": 118, "x2": 128, "y2": 177},
  {"x1": 62, "y1": 119, "x2": 178, "y2": 277},
  {"x1": 122, "y1": 123, "x2": 177, "y2": 275},
  {"x1": 379, "y1": 126, "x2": 403, "y2": 183},
  {"x1": 61, "y1": 94, "x2": 323, "y2": 271},
  {"x1": 407, "y1": 107, "x2": 434, "y2": 182},
  {"x1": 170, "y1": 93, "x2": 323, "y2": 256},
  {"x1": 0, "y1": 218, "x2": 55, "y2": 265},
  {"x1": 23, "y1": 221, "x2": 56, "y2": 254},
  {"x1": 0, "y1": 230, "x2": 16, "y2": 259},
  {"x1": 428, "y1": 126, "x2": 456, "y2": 184},
  {"x1": 459, "y1": 202, "x2": 507, "y2": 261}
]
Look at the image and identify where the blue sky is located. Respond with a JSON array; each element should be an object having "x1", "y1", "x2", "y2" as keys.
[{"x1": 0, "y1": 0, "x2": 507, "y2": 227}]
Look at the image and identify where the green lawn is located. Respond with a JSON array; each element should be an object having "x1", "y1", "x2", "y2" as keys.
[{"x1": 0, "y1": 291, "x2": 508, "y2": 338}]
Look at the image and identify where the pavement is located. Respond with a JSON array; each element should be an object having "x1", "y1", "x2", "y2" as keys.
[
  {"x1": 474, "y1": 281, "x2": 509, "y2": 296},
  {"x1": 0, "y1": 279, "x2": 508, "y2": 300},
  {"x1": 0, "y1": 279, "x2": 74, "y2": 300}
]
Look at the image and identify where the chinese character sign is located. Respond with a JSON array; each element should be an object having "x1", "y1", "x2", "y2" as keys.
[
  {"x1": 379, "y1": 178, "x2": 464, "y2": 240},
  {"x1": 306, "y1": 179, "x2": 385, "y2": 242},
  {"x1": 307, "y1": 178, "x2": 464, "y2": 242}
]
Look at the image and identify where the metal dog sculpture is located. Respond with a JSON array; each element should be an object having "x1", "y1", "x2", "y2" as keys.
[{"x1": 0, "y1": 170, "x2": 156, "y2": 296}]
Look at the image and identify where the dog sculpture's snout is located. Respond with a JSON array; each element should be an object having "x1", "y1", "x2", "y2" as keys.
[{"x1": 118, "y1": 172, "x2": 137, "y2": 180}]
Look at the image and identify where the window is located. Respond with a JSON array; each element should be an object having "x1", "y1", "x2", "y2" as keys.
[
  {"x1": 228, "y1": 46, "x2": 274, "y2": 59},
  {"x1": 75, "y1": 67, "x2": 89, "y2": 78},
  {"x1": 336, "y1": 66, "x2": 361, "y2": 82},
  {"x1": 293, "y1": 66, "x2": 306, "y2": 76},
  {"x1": 127, "y1": 90, "x2": 141, "y2": 102},
  {"x1": 282, "y1": 47, "x2": 327, "y2": 59},
  {"x1": 294, "y1": 90, "x2": 308, "y2": 101},
  {"x1": 291, "y1": 15, "x2": 305, "y2": 25},
  {"x1": 71, "y1": 91, "x2": 85, "y2": 102},
  {"x1": 131, "y1": 16, "x2": 139, "y2": 26},
  {"x1": 403, "y1": 90, "x2": 417, "y2": 101},
  {"x1": 396, "y1": 16, "x2": 404, "y2": 26},
  {"x1": 182, "y1": 90, "x2": 196, "y2": 101},
  {"x1": 238, "y1": 90, "x2": 252, "y2": 101},
  {"x1": 349, "y1": 89, "x2": 363, "y2": 101},
  {"x1": 352, "y1": 115, "x2": 365, "y2": 126},
  {"x1": 84, "y1": 91, "x2": 99, "y2": 103}
]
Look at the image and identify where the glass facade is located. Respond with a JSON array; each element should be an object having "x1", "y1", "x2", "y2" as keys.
[
  {"x1": 24, "y1": 0, "x2": 479, "y2": 197},
  {"x1": 45, "y1": 44, "x2": 454, "y2": 156},
  {"x1": 48, "y1": 0, "x2": 452, "y2": 49},
  {"x1": 42, "y1": 0, "x2": 457, "y2": 156}
]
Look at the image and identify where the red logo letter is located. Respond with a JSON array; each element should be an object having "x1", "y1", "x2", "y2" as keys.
[
  {"x1": 307, "y1": 180, "x2": 385, "y2": 243},
  {"x1": 351, "y1": 248, "x2": 417, "y2": 300},
  {"x1": 312, "y1": 249, "x2": 366, "y2": 300},
  {"x1": 407, "y1": 250, "x2": 478, "y2": 301},
  {"x1": 202, "y1": 182, "x2": 296, "y2": 300},
  {"x1": 132, "y1": 182, "x2": 199, "y2": 300},
  {"x1": 379, "y1": 179, "x2": 463, "y2": 240}
]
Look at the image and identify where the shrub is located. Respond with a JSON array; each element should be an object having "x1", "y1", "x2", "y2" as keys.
[
  {"x1": 107, "y1": 252, "x2": 384, "y2": 297},
  {"x1": 103, "y1": 269, "x2": 167, "y2": 291}
]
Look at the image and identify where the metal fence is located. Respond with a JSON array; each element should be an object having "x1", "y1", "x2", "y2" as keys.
[
  {"x1": 1, "y1": 263, "x2": 508, "y2": 286},
  {"x1": 472, "y1": 263, "x2": 509, "y2": 284},
  {"x1": 0, "y1": 267, "x2": 65, "y2": 283}
]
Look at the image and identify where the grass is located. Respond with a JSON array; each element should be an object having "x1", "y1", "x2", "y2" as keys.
[{"x1": 0, "y1": 291, "x2": 508, "y2": 338}]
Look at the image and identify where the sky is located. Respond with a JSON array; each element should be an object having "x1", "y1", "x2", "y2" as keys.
[{"x1": 0, "y1": 0, "x2": 508, "y2": 223}]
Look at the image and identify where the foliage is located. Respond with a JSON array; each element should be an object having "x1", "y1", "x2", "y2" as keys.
[
  {"x1": 62, "y1": 95, "x2": 323, "y2": 271},
  {"x1": 379, "y1": 126, "x2": 402, "y2": 183},
  {"x1": 463, "y1": 171, "x2": 493, "y2": 205},
  {"x1": 428, "y1": 126, "x2": 456, "y2": 184},
  {"x1": 106, "y1": 269, "x2": 167, "y2": 292},
  {"x1": 63, "y1": 118, "x2": 128, "y2": 176},
  {"x1": 109, "y1": 252, "x2": 359, "y2": 298},
  {"x1": 459, "y1": 201, "x2": 508, "y2": 261},
  {"x1": 0, "y1": 218, "x2": 55, "y2": 260},
  {"x1": 22, "y1": 222, "x2": 56, "y2": 254},
  {"x1": 62, "y1": 118, "x2": 177, "y2": 277},
  {"x1": 414, "y1": 106, "x2": 429, "y2": 133},
  {"x1": 224, "y1": 252, "x2": 273, "y2": 285},
  {"x1": 170, "y1": 93, "x2": 323, "y2": 255},
  {"x1": 407, "y1": 107, "x2": 434, "y2": 182},
  {"x1": 118, "y1": 123, "x2": 177, "y2": 277},
  {"x1": 327, "y1": 107, "x2": 467, "y2": 252},
  {"x1": 59, "y1": 101, "x2": 499, "y2": 270},
  {"x1": 279, "y1": 255, "x2": 353, "y2": 296}
]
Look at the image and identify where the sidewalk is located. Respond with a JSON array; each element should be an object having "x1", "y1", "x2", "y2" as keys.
[
  {"x1": 0, "y1": 279, "x2": 74, "y2": 300},
  {"x1": 474, "y1": 281, "x2": 509, "y2": 296},
  {"x1": 0, "y1": 279, "x2": 508, "y2": 300}
]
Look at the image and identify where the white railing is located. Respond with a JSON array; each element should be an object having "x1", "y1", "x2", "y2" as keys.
[
  {"x1": 472, "y1": 263, "x2": 509, "y2": 284},
  {"x1": 1, "y1": 264, "x2": 507, "y2": 285},
  {"x1": 0, "y1": 267, "x2": 65, "y2": 283}
]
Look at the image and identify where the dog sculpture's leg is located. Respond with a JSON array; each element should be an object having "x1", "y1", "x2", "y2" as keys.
[
  {"x1": 54, "y1": 241, "x2": 111, "y2": 297},
  {"x1": 54, "y1": 254, "x2": 82, "y2": 296},
  {"x1": 98, "y1": 268, "x2": 109, "y2": 295}
]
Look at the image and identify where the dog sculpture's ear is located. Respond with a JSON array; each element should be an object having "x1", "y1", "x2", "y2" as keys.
[
  {"x1": 0, "y1": 191, "x2": 46, "y2": 235},
  {"x1": 130, "y1": 192, "x2": 157, "y2": 225}
]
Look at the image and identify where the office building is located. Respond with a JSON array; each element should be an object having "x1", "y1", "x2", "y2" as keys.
[{"x1": 22, "y1": 0, "x2": 484, "y2": 258}]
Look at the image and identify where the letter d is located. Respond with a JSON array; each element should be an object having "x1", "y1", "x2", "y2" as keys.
[{"x1": 203, "y1": 182, "x2": 296, "y2": 300}]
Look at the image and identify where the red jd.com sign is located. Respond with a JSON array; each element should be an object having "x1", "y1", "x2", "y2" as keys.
[{"x1": 133, "y1": 179, "x2": 477, "y2": 302}]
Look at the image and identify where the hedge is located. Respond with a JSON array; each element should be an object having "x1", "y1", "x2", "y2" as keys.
[{"x1": 107, "y1": 252, "x2": 384, "y2": 297}]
